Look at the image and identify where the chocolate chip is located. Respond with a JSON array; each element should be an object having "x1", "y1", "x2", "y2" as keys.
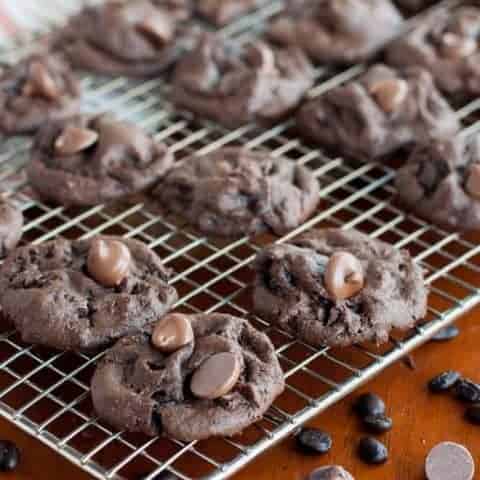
[
  {"x1": 440, "y1": 33, "x2": 477, "y2": 59},
  {"x1": 325, "y1": 251, "x2": 364, "y2": 301},
  {"x1": 466, "y1": 164, "x2": 480, "y2": 199},
  {"x1": 190, "y1": 352, "x2": 241, "y2": 400},
  {"x1": 431, "y1": 325, "x2": 459, "y2": 342},
  {"x1": 87, "y1": 238, "x2": 132, "y2": 287},
  {"x1": 307, "y1": 465, "x2": 354, "y2": 480},
  {"x1": 23, "y1": 61, "x2": 60, "y2": 101},
  {"x1": 0, "y1": 441, "x2": 20, "y2": 472},
  {"x1": 354, "y1": 393, "x2": 386, "y2": 418},
  {"x1": 54, "y1": 126, "x2": 99, "y2": 156},
  {"x1": 363, "y1": 414, "x2": 393, "y2": 434},
  {"x1": 295, "y1": 428, "x2": 332, "y2": 454},
  {"x1": 152, "y1": 313, "x2": 194, "y2": 353},
  {"x1": 369, "y1": 78, "x2": 409, "y2": 113},
  {"x1": 466, "y1": 404, "x2": 480, "y2": 425},
  {"x1": 425, "y1": 442, "x2": 475, "y2": 480},
  {"x1": 428, "y1": 371, "x2": 461, "y2": 393},
  {"x1": 358, "y1": 437, "x2": 388, "y2": 465},
  {"x1": 456, "y1": 379, "x2": 480, "y2": 403}
]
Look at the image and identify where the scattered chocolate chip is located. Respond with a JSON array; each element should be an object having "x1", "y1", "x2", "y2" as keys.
[
  {"x1": 466, "y1": 404, "x2": 480, "y2": 425},
  {"x1": 425, "y1": 442, "x2": 475, "y2": 480},
  {"x1": 456, "y1": 379, "x2": 480, "y2": 403},
  {"x1": 431, "y1": 325, "x2": 459, "y2": 342},
  {"x1": 354, "y1": 393, "x2": 386, "y2": 418},
  {"x1": 307, "y1": 465, "x2": 354, "y2": 480},
  {"x1": 0, "y1": 441, "x2": 20, "y2": 472},
  {"x1": 295, "y1": 428, "x2": 332, "y2": 455},
  {"x1": 325, "y1": 251, "x2": 364, "y2": 301},
  {"x1": 428, "y1": 371, "x2": 461, "y2": 393},
  {"x1": 358, "y1": 437, "x2": 388, "y2": 465},
  {"x1": 363, "y1": 414, "x2": 393, "y2": 434},
  {"x1": 152, "y1": 313, "x2": 194, "y2": 353}
]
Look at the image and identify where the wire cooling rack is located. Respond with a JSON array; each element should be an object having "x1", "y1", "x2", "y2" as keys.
[{"x1": 0, "y1": 0, "x2": 480, "y2": 479}]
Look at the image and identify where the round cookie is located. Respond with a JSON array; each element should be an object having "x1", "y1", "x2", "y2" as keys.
[
  {"x1": 172, "y1": 35, "x2": 314, "y2": 128},
  {"x1": 27, "y1": 114, "x2": 173, "y2": 207},
  {"x1": 268, "y1": 0, "x2": 404, "y2": 64},
  {"x1": 387, "y1": 7, "x2": 480, "y2": 98},
  {"x1": 0, "y1": 54, "x2": 80, "y2": 135},
  {"x1": 296, "y1": 64, "x2": 460, "y2": 161},
  {"x1": 153, "y1": 147, "x2": 320, "y2": 237},
  {"x1": 0, "y1": 236, "x2": 178, "y2": 351},
  {"x1": 91, "y1": 313, "x2": 285, "y2": 441},
  {"x1": 55, "y1": 0, "x2": 191, "y2": 77},
  {"x1": 0, "y1": 200, "x2": 23, "y2": 258},
  {"x1": 396, "y1": 134, "x2": 480, "y2": 231},
  {"x1": 253, "y1": 228, "x2": 428, "y2": 347}
]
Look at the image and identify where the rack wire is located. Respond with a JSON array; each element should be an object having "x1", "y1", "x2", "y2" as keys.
[{"x1": 0, "y1": 0, "x2": 479, "y2": 479}]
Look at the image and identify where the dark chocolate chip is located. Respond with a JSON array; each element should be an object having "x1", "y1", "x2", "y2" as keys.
[
  {"x1": 363, "y1": 414, "x2": 393, "y2": 434},
  {"x1": 358, "y1": 437, "x2": 388, "y2": 465},
  {"x1": 456, "y1": 379, "x2": 480, "y2": 403},
  {"x1": 296, "y1": 428, "x2": 333, "y2": 454},
  {"x1": 428, "y1": 371, "x2": 461, "y2": 393},
  {"x1": 354, "y1": 393, "x2": 386, "y2": 418},
  {"x1": 431, "y1": 325, "x2": 459, "y2": 342},
  {"x1": 0, "y1": 441, "x2": 20, "y2": 472},
  {"x1": 465, "y1": 404, "x2": 480, "y2": 425}
]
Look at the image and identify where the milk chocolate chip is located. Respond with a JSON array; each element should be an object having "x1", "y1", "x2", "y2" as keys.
[
  {"x1": 137, "y1": 12, "x2": 174, "y2": 45},
  {"x1": 440, "y1": 33, "x2": 477, "y2": 59},
  {"x1": 55, "y1": 126, "x2": 99, "y2": 156},
  {"x1": 191, "y1": 352, "x2": 241, "y2": 400},
  {"x1": 325, "y1": 251, "x2": 364, "y2": 301},
  {"x1": 466, "y1": 164, "x2": 480, "y2": 199},
  {"x1": 246, "y1": 43, "x2": 276, "y2": 73},
  {"x1": 152, "y1": 313, "x2": 194, "y2": 352},
  {"x1": 23, "y1": 61, "x2": 60, "y2": 101},
  {"x1": 369, "y1": 78, "x2": 409, "y2": 113},
  {"x1": 87, "y1": 238, "x2": 131, "y2": 287}
]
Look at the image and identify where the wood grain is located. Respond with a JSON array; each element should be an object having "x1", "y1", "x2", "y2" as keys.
[{"x1": 2, "y1": 308, "x2": 479, "y2": 480}]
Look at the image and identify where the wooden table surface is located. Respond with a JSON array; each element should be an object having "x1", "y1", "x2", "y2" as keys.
[{"x1": 1, "y1": 307, "x2": 478, "y2": 480}]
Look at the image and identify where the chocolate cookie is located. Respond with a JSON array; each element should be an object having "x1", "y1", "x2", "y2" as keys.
[
  {"x1": 387, "y1": 7, "x2": 480, "y2": 98},
  {"x1": 0, "y1": 236, "x2": 178, "y2": 351},
  {"x1": 153, "y1": 147, "x2": 320, "y2": 237},
  {"x1": 55, "y1": 0, "x2": 191, "y2": 77},
  {"x1": 196, "y1": 0, "x2": 264, "y2": 25},
  {"x1": 396, "y1": 133, "x2": 480, "y2": 230},
  {"x1": 0, "y1": 54, "x2": 80, "y2": 135},
  {"x1": 91, "y1": 312, "x2": 285, "y2": 441},
  {"x1": 296, "y1": 64, "x2": 460, "y2": 161},
  {"x1": 268, "y1": 0, "x2": 404, "y2": 64},
  {"x1": 253, "y1": 229, "x2": 428, "y2": 347},
  {"x1": 172, "y1": 35, "x2": 314, "y2": 128},
  {"x1": 0, "y1": 200, "x2": 23, "y2": 258},
  {"x1": 27, "y1": 114, "x2": 173, "y2": 207}
]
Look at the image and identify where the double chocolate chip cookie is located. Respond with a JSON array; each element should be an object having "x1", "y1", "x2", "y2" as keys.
[
  {"x1": 387, "y1": 7, "x2": 480, "y2": 98},
  {"x1": 91, "y1": 312, "x2": 285, "y2": 441},
  {"x1": 153, "y1": 147, "x2": 320, "y2": 237},
  {"x1": 396, "y1": 133, "x2": 480, "y2": 231},
  {"x1": 296, "y1": 64, "x2": 459, "y2": 161},
  {"x1": 172, "y1": 35, "x2": 314, "y2": 128},
  {"x1": 55, "y1": 0, "x2": 191, "y2": 77},
  {"x1": 196, "y1": 0, "x2": 265, "y2": 25},
  {"x1": 27, "y1": 114, "x2": 173, "y2": 207},
  {"x1": 0, "y1": 236, "x2": 178, "y2": 351},
  {"x1": 268, "y1": 0, "x2": 404, "y2": 64},
  {"x1": 253, "y1": 229, "x2": 428, "y2": 347},
  {"x1": 0, "y1": 200, "x2": 23, "y2": 258},
  {"x1": 0, "y1": 54, "x2": 80, "y2": 135}
]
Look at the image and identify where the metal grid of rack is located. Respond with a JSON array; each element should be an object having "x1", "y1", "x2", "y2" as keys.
[{"x1": 0, "y1": 0, "x2": 479, "y2": 479}]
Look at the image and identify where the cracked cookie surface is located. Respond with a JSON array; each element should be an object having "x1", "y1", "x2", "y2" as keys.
[
  {"x1": 27, "y1": 114, "x2": 173, "y2": 207},
  {"x1": 253, "y1": 229, "x2": 428, "y2": 347},
  {"x1": 91, "y1": 313, "x2": 285, "y2": 441},
  {"x1": 172, "y1": 35, "x2": 314, "y2": 128},
  {"x1": 153, "y1": 147, "x2": 320, "y2": 237},
  {"x1": 0, "y1": 236, "x2": 178, "y2": 351},
  {"x1": 268, "y1": 0, "x2": 404, "y2": 64},
  {"x1": 396, "y1": 134, "x2": 480, "y2": 230},
  {"x1": 0, "y1": 54, "x2": 80, "y2": 135},
  {"x1": 296, "y1": 64, "x2": 459, "y2": 161}
]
